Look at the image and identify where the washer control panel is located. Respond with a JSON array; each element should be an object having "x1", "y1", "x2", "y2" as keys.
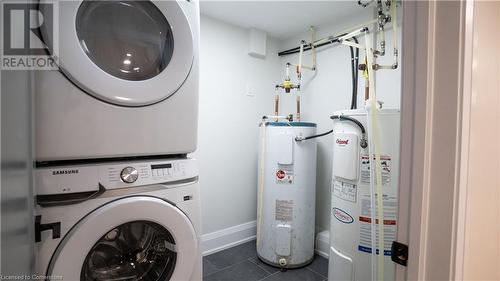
[{"x1": 35, "y1": 158, "x2": 198, "y2": 196}]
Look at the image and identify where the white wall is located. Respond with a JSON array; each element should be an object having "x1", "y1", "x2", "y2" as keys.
[
  {"x1": 195, "y1": 15, "x2": 282, "y2": 235},
  {"x1": 278, "y1": 13, "x2": 402, "y2": 232},
  {"x1": 197, "y1": 10, "x2": 403, "y2": 241}
]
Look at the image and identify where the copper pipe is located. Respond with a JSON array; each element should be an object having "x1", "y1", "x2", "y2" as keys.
[
  {"x1": 364, "y1": 78, "x2": 370, "y2": 101},
  {"x1": 274, "y1": 95, "x2": 280, "y2": 122},
  {"x1": 296, "y1": 96, "x2": 301, "y2": 122}
]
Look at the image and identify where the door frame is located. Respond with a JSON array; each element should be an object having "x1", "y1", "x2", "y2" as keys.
[{"x1": 397, "y1": 1, "x2": 473, "y2": 280}]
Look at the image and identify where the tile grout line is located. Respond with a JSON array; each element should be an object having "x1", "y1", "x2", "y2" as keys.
[
  {"x1": 203, "y1": 256, "x2": 257, "y2": 279},
  {"x1": 305, "y1": 266, "x2": 328, "y2": 279},
  {"x1": 257, "y1": 270, "x2": 281, "y2": 281},
  {"x1": 247, "y1": 257, "x2": 276, "y2": 275}
]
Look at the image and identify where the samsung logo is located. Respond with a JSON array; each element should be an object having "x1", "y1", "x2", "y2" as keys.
[{"x1": 52, "y1": 169, "x2": 79, "y2": 175}]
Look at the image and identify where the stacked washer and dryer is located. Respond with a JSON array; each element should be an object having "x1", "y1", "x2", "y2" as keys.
[{"x1": 34, "y1": 1, "x2": 202, "y2": 280}]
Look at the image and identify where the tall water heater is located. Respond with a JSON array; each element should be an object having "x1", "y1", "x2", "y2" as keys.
[
  {"x1": 329, "y1": 109, "x2": 400, "y2": 281},
  {"x1": 257, "y1": 122, "x2": 317, "y2": 268}
]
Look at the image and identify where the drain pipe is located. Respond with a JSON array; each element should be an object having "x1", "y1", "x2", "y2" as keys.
[
  {"x1": 256, "y1": 121, "x2": 267, "y2": 249},
  {"x1": 364, "y1": 30, "x2": 385, "y2": 281},
  {"x1": 296, "y1": 96, "x2": 301, "y2": 122}
]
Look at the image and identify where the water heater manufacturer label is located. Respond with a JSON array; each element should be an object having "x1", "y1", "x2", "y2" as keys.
[
  {"x1": 275, "y1": 200, "x2": 294, "y2": 221},
  {"x1": 332, "y1": 207, "x2": 354, "y2": 224},
  {"x1": 275, "y1": 168, "x2": 294, "y2": 184}
]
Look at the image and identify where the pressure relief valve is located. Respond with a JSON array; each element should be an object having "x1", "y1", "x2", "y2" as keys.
[{"x1": 276, "y1": 79, "x2": 300, "y2": 93}]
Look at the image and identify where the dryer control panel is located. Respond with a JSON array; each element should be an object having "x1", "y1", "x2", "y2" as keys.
[{"x1": 35, "y1": 158, "x2": 198, "y2": 196}]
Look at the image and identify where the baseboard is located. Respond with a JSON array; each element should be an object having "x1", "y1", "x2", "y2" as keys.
[
  {"x1": 315, "y1": 230, "x2": 330, "y2": 258},
  {"x1": 202, "y1": 221, "x2": 330, "y2": 259},
  {"x1": 202, "y1": 221, "x2": 256, "y2": 256}
]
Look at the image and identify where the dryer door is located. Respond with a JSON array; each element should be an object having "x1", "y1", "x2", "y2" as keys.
[
  {"x1": 39, "y1": 0, "x2": 194, "y2": 106},
  {"x1": 47, "y1": 196, "x2": 198, "y2": 280}
]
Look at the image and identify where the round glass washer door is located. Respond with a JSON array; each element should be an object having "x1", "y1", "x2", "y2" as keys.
[
  {"x1": 39, "y1": 0, "x2": 194, "y2": 106},
  {"x1": 47, "y1": 197, "x2": 198, "y2": 280}
]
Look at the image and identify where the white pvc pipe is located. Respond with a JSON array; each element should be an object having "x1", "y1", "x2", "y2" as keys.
[
  {"x1": 343, "y1": 40, "x2": 365, "y2": 50},
  {"x1": 256, "y1": 122, "x2": 267, "y2": 248},
  {"x1": 392, "y1": 0, "x2": 398, "y2": 59},
  {"x1": 317, "y1": 18, "x2": 378, "y2": 45},
  {"x1": 311, "y1": 26, "x2": 317, "y2": 69},
  {"x1": 299, "y1": 44, "x2": 304, "y2": 74},
  {"x1": 365, "y1": 31, "x2": 385, "y2": 281},
  {"x1": 379, "y1": 28, "x2": 386, "y2": 55},
  {"x1": 299, "y1": 65, "x2": 315, "y2": 70},
  {"x1": 338, "y1": 28, "x2": 367, "y2": 42},
  {"x1": 295, "y1": 27, "x2": 317, "y2": 86},
  {"x1": 364, "y1": 31, "x2": 378, "y2": 281}
]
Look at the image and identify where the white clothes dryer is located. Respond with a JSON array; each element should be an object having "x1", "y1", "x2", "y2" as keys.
[
  {"x1": 34, "y1": 158, "x2": 202, "y2": 280},
  {"x1": 35, "y1": 0, "x2": 199, "y2": 162}
]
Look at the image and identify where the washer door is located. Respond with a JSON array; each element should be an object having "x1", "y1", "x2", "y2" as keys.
[
  {"x1": 40, "y1": 0, "x2": 194, "y2": 106},
  {"x1": 47, "y1": 197, "x2": 198, "y2": 281}
]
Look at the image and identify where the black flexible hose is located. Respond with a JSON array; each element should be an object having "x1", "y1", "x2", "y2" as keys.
[
  {"x1": 330, "y1": 114, "x2": 368, "y2": 148},
  {"x1": 350, "y1": 37, "x2": 359, "y2": 110},
  {"x1": 349, "y1": 45, "x2": 356, "y2": 109},
  {"x1": 277, "y1": 33, "x2": 348, "y2": 56},
  {"x1": 330, "y1": 115, "x2": 366, "y2": 134},
  {"x1": 295, "y1": 115, "x2": 367, "y2": 147},
  {"x1": 295, "y1": 129, "x2": 333, "y2": 142}
]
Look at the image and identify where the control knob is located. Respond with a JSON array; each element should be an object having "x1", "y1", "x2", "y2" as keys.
[{"x1": 120, "y1": 166, "x2": 138, "y2": 183}]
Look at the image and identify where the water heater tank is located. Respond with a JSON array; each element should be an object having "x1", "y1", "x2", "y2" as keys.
[
  {"x1": 256, "y1": 122, "x2": 317, "y2": 268},
  {"x1": 329, "y1": 109, "x2": 400, "y2": 281}
]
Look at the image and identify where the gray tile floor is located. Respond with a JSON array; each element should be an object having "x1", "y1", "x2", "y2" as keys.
[{"x1": 203, "y1": 240, "x2": 329, "y2": 281}]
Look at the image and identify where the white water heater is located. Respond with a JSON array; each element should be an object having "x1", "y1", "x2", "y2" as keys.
[
  {"x1": 257, "y1": 122, "x2": 317, "y2": 268},
  {"x1": 329, "y1": 109, "x2": 400, "y2": 281}
]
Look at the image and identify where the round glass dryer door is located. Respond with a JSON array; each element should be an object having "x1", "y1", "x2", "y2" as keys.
[
  {"x1": 76, "y1": 1, "x2": 174, "y2": 82},
  {"x1": 47, "y1": 197, "x2": 198, "y2": 280},
  {"x1": 39, "y1": 0, "x2": 194, "y2": 106}
]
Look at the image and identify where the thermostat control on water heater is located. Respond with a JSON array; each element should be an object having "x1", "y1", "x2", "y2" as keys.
[{"x1": 333, "y1": 132, "x2": 359, "y2": 181}]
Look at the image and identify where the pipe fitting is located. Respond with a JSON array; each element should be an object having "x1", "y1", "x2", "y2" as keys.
[
  {"x1": 360, "y1": 135, "x2": 368, "y2": 148},
  {"x1": 295, "y1": 135, "x2": 305, "y2": 142}
]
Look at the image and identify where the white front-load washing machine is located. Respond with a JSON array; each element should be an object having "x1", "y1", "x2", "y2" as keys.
[
  {"x1": 34, "y1": 158, "x2": 202, "y2": 280},
  {"x1": 35, "y1": 0, "x2": 199, "y2": 162}
]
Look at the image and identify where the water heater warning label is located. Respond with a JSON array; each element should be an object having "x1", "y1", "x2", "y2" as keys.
[
  {"x1": 360, "y1": 155, "x2": 392, "y2": 186},
  {"x1": 333, "y1": 180, "x2": 357, "y2": 203},
  {"x1": 276, "y1": 168, "x2": 294, "y2": 184},
  {"x1": 275, "y1": 200, "x2": 294, "y2": 221},
  {"x1": 358, "y1": 198, "x2": 398, "y2": 256}
]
